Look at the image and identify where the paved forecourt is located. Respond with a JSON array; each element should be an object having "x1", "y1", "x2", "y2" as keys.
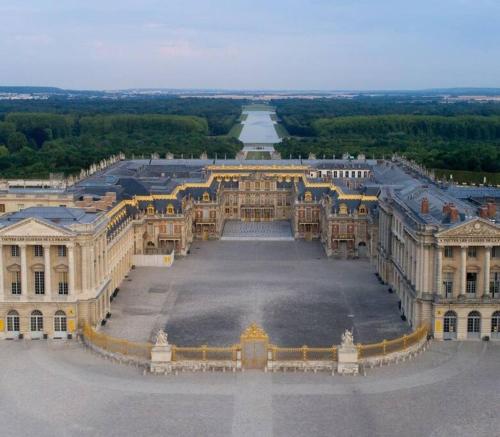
[
  {"x1": 0, "y1": 340, "x2": 498, "y2": 436},
  {"x1": 103, "y1": 240, "x2": 410, "y2": 346}
]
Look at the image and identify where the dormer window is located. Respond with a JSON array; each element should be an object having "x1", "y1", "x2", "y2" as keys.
[
  {"x1": 304, "y1": 191, "x2": 312, "y2": 202},
  {"x1": 202, "y1": 192, "x2": 210, "y2": 202},
  {"x1": 359, "y1": 205, "x2": 367, "y2": 215},
  {"x1": 339, "y1": 203, "x2": 348, "y2": 215},
  {"x1": 167, "y1": 204, "x2": 175, "y2": 215},
  {"x1": 147, "y1": 204, "x2": 155, "y2": 215}
]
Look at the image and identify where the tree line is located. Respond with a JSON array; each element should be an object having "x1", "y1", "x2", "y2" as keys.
[
  {"x1": 0, "y1": 97, "x2": 245, "y2": 178},
  {"x1": 273, "y1": 98, "x2": 500, "y2": 174}
]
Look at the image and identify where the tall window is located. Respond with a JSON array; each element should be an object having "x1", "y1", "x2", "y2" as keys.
[
  {"x1": 443, "y1": 311, "x2": 457, "y2": 339},
  {"x1": 490, "y1": 272, "x2": 500, "y2": 297},
  {"x1": 491, "y1": 311, "x2": 500, "y2": 339},
  {"x1": 444, "y1": 246, "x2": 453, "y2": 258},
  {"x1": 467, "y1": 311, "x2": 481, "y2": 338},
  {"x1": 34, "y1": 245, "x2": 44, "y2": 257},
  {"x1": 6, "y1": 310, "x2": 20, "y2": 332},
  {"x1": 492, "y1": 246, "x2": 500, "y2": 258},
  {"x1": 467, "y1": 246, "x2": 477, "y2": 258},
  {"x1": 443, "y1": 272, "x2": 453, "y2": 297},
  {"x1": 54, "y1": 310, "x2": 67, "y2": 333},
  {"x1": 30, "y1": 310, "x2": 43, "y2": 332},
  {"x1": 34, "y1": 271, "x2": 45, "y2": 295},
  {"x1": 11, "y1": 245, "x2": 19, "y2": 257},
  {"x1": 58, "y1": 245, "x2": 67, "y2": 257},
  {"x1": 11, "y1": 271, "x2": 21, "y2": 295},
  {"x1": 58, "y1": 272, "x2": 68, "y2": 295},
  {"x1": 466, "y1": 272, "x2": 477, "y2": 296}
]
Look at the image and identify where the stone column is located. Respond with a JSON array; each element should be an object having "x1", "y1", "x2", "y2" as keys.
[
  {"x1": 67, "y1": 244, "x2": 75, "y2": 295},
  {"x1": 435, "y1": 246, "x2": 443, "y2": 296},
  {"x1": 81, "y1": 244, "x2": 89, "y2": 295},
  {"x1": 460, "y1": 246, "x2": 467, "y2": 296},
  {"x1": 0, "y1": 244, "x2": 4, "y2": 300},
  {"x1": 43, "y1": 243, "x2": 52, "y2": 299},
  {"x1": 484, "y1": 246, "x2": 491, "y2": 297},
  {"x1": 20, "y1": 243, "x2": 28, "y2": 295}
]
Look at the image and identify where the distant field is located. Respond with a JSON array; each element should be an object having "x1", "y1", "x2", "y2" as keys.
[
  {"x1": 242, "y1": 104, "x2": 276, "y2": 112},
  {"x1": 246, "y1": 151, "x2": 271, "y2": 159},
  {"x1": 434, "y1": 169, "x2": 500, "y2": 185},
  {"x1": 228, "y1": 123, "x2": 243, "y2": 138}
]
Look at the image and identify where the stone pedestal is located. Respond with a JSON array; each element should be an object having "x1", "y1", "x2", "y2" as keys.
[
  {"x1": 337, "y1": 346, "x2": 359, "y2": 375},
  {"x1": 337, "y1": 329, "x2": 359, "y2": 375},
  {"x1": 150, "y1": 330, "x2": 173, "y2": 374}
]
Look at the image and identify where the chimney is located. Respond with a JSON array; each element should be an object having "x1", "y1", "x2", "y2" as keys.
[
  {"x1": 420, "y1": 197, "x2": 429, "y2": 214},
  {"x1": 449, "y1": 206, "x2": 459, "y2": 223},
  {"x1": 478, "y1": 206, "x2": 489, "y2": 219},
  {"x1": 442, "y1": 203, "x2": 452, "y2": 216},
  {"x1": 487, "y1": 201, "x2": 496, "y2": 219}
]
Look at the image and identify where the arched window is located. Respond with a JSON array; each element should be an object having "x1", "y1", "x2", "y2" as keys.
[
  {"x1": 467, "y1": 311, "x2": 481, "y2": 339},
  {"x1": 202, "y1": 192, "x2": 210, "y2": 202},
  {"x1": 358, "y1": 204, "x2": 367, "y2": 215},
  {"x1": 490, "y1": 311, "x2": 500, "y2": 339},
  {"x1": 54, "y1": 310, "x2": 67, "y2": 334},
  {"x1": 304, "y1": 191, "x2": 312, "y2": 202},
  {"x1": 166, "y1": 203, "x2": 174, "y2": 215},
  {"x1": 146, "y1": 204, "x2": 155, "y2": 215},
  {"x1": 30, "y1": 310, "x2": 43, "y2": 332},
  {"x1": 339, "y1": 203, "x2": 348, "y2": 215},
  {"x1": 6, "y1": 310, "x2": 20, "y2": 332},
  {"x1": 443, "y1": 311, "x2": 457, "y2": 340}
]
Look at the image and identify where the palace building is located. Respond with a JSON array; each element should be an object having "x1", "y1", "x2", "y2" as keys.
[{"x1": 0, "y1": 157, "x2": 498, "y2": 341}]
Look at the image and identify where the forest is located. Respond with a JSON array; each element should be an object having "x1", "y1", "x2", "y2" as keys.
[
  {"x1": 0, "y1": 98, "x2": 244, "y2": 178},
  {"x1": 273, "y1": 98, "x2": 500, "y2": 174},
  {"x1": 1, "y1": 95, "x2": 500, "y2": 178}
]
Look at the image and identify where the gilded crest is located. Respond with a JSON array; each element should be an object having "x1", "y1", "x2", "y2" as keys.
[{"x1": 240, "y1": 323, "x2": 269, "y2": 341}]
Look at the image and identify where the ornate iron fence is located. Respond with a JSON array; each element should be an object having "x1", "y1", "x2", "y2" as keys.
[
  {"x1": 82, "y1": 323, "x2": 152, "y2": 360},
  {"x1": 356, "y1": 325, "x2": 428, "y2": 359}
]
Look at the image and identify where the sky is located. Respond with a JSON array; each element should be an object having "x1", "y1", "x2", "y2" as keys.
[{"x1": 1, "y1": 0, "x2": 500, "y2": 90}]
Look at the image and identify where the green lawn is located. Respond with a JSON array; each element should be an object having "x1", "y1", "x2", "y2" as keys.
[
  {"x1": 227, "y1": 123, "x2": 243, "y2": 138},
  {"x1": 245, "y1": 151, "x2": 272, "y2": 160},
  {"x1": 434, "y1": 169, "x2": 500, "y2": 186},
  {"x1": 242, "y1": 104, "x2": 276, "y2": 112},
  {"x1": 274, "y1": 123, "x2": 290, "y2": 139}
]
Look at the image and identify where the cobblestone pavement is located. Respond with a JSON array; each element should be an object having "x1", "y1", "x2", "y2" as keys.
[
  {"x1": 221, "y1": 220, "x2": 293, "y2": 240},
  {"x1": 0, "y1": 340, "x2": 498, "y2": 436},
  {"x1": 103, "y1": 241, "x2": 410, "y2": 346}
]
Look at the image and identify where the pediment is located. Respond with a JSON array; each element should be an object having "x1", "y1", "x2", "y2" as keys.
[
  {"x1": 436, "y1": 218, "x2": 500, "y2": 243},
  {"x1": 0, "y1": 218, "x2": 74, "y2": 239}
]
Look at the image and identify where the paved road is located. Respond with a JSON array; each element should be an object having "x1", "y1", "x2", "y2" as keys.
[
  {"x1": 239, "y1": 110, "x2": 281, "y2": 144},
  {"x1": 103, "y1": 241, "x2": 410, "y2": 345},
  {"x1": 0, "y1": 340, "x2": 498, "y2": 436}
]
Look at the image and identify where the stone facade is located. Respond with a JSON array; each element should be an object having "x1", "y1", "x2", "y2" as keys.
[
  {"x1": 377, "y1": 186, "x2": 500, "y2": 341},
  {"x1": 0, "y1": 158, "x2": 498, "y2": 341}
]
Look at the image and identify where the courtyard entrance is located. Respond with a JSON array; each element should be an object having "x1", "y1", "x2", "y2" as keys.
[{"x1": 221, "y1": 220, "x2": 293, "y2": 241}]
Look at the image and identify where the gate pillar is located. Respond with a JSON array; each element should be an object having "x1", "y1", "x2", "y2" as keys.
[{"x1": 240, "y1": 323, "x2": 269, "y2": 370}]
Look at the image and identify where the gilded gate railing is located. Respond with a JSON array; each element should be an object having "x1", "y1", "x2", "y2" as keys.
[
  {"x1": 82, "y1": 323, "x2": 152, "y2": 360},
  {"x1": 356, "y1": 325, "x2": 428, "y2": 359},
  {"x1": 269, "y1": 345, "x2": 337, "y2": 361},
  {"x1": 171, "y1": 345, "x2": 239, "y2": 362},
  {"x1": 82, "y1": 323, "x2": 428, "y2": 366}
]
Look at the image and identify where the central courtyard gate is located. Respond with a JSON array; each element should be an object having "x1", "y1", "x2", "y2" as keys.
[{"x1": 240, "y1": 323, "x2": 269, "y2": 369}]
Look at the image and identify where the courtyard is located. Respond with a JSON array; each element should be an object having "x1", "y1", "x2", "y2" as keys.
[
  {"x1": 0, "y1": 340, "x2": 498, "y2": 436},
  {"x1": 103, "y1": 240, "x2": 410, "y2": 346}
]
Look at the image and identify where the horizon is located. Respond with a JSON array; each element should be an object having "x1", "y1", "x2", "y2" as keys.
[{"x1": 1, "y1": 0, "x2": 499, "y2": 90}]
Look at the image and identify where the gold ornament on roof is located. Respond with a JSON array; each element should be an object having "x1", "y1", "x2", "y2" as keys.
[{"x1": 241, "y1": 323, "x2": 269, "y2": 341}]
